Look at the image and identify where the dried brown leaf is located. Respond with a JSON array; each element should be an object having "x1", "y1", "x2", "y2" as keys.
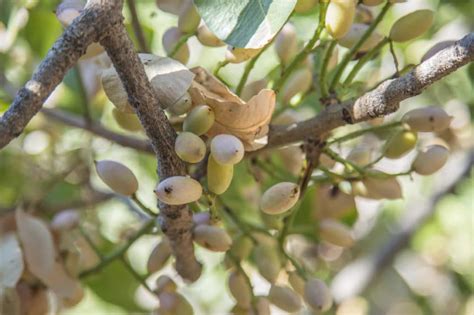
[{"x1": 189, "y1": 67, "x2": 275, "y2": 150}]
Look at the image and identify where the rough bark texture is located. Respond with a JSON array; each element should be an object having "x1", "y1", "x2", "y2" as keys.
[
  {"x1": 42, "y1": 108, "x2": 153, "y2": 154},
  {"x1": 0, "y1": 0, "x2": 122, "y2": 149},
  {"x1": 99, "y1": 24, "x2": 202, "y2": 281},
  {"x1": 264, "y1": 32, "x2": 474, "y2": 150}
]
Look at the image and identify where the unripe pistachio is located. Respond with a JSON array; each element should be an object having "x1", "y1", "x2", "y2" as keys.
[
  {"x1": 255, "y1": 296, "x2": 271, "y2": 315},
  {"x1": 281, "y1": 68, "x2": 312, "y2": 104},
  {"x1": 260, "y1": 182, "x2": 300, "y2": 215},
  {"x1": 192, "y1": 212, "x2": 211, "y2": 226},
  {"x1": 225, "y1": 47, "x2": 262, "y2": 64},
  {"x1": 177, "y1": 1, "x2": 200, "y2": 34},
  {"x1": 230, "y1": 236, "x2": 253, "y2": 261},
  {"x1": 155, "y1": 0, "x2": 185, "y2": 15},
  {"x1": 167, "y1": 92, "x2": 192, "y2": 116},
  {"x1": 63, "y1": 284, "x2": 85, "y2": 308},
  {"x1": 294, "y1": 0, "x2": 318, "y2": 14},
  {"x1": 254, "y1": 245, "x2": 281, "y2": 283},
  {"x1": 210, "y1": 134, "x2": 244, "y2": 165},
  {"x1": 56, "y1": 2, "x2": 105, "y2": 59},
  {"x1": 316, "y1": 185, "x2": 356, "y2": 219},
  {"x1": 384, "y1": 130, "x2": 418, "y2": 159},
  {"x1": 412, "y1": 145, "x2": 449, "y2": 175},
  {"x1": 304, "y1": 278, "x2": 333, "y2": 312},
  {"x1": 112, "y1": 108, "x2": 142, "y2": 132},
  {"x1": 183, "y1": 105, "x2": 215, "y2": 135},
  {"x1": 193, "y1": 224, "x2": 232, "y2": 251},
  {"x1": 158, "y1": 292, "x2": 194, "y2": 315},
  {"x1": 422, "y1": 41, "x2": 456, "y2": 62},
  {"x1": 207, "y1": 154, "x2": 234, "y2": 195},
  {"x1": 155, "y1": 176, "x2": 202, "y2": 205},
  {"x1": 278, "y1": 145, "x2": 304, "y2": 176},
  {"x1": 338, "y1": 23, "x2": 383, "y2": 52},
  {"x1": 163, "y1": 27, "x2": 190, "y2": 64},
  {"x1": 147, "y1": 238, "x2": 172, "y2": 273},
  {"x1": 402, "y1": 107, "x2": 452, "y2": 132},
  {"x1": 155, "y1": 275, "x2": 177, "y2": 295},
  {"x1": 389, "y1": 10, "x2": 434, "y2": 43},
  {"x1": 50, "y1": 209, "x2": 80, "y2": 231},
  {"x1": 95, "y1": 160, "x2": 138, "y2": 196},
  {"x1": 358, "y1": 175, "x2": 403, "y2": 199},
  {"x1": 275, "y1": 23, "x2": 298, "y2": 64},
  {"x1": 319, "y1": 219, "x2": 354, "y2": 247},
  {"x1": 362, "y1": 0, "x2": 383, "y2": 6},
  {"x1": 272, "y1": 109, "x2": 301, "y2": 125},
  {"x1": 101, "y1": 68, "x2": 133, "y2": 113},
  {"x1": 325, "y1": 0, "x2": 356, "y2": 39},
  {"x1": 228, "y1": 271, "x2": 252, "y2": 308},
  {"x1": 355, "y1": 5, "x2": 373, "y2": 25},
  {"x1": 288, "y1": 271, "x2": 305, "y2": 296},
  {"x1": 346, "y1": 146, "x2": 372, "y2": 165},
  {"x1": 268, "y1": 285, "x2": 302, "y2": 313},
  {"x1": 175, "y1": 132, "x2": 206, "y2": 163},
  {"x1": 27, "y1": 289, "x2": 50, "y2": 314},
  {"x1": 56, "y1": 0, "x2": 83, "y2": 27},
  {"x1": 196, "y1": 24, "x2": 225, "y2": 47},
  {"x1": 327, "y1": 46, "x2": 339, "y2": 72},
  {"x1": 319, "y1": 153, "x2": 336, "y2": 168}
]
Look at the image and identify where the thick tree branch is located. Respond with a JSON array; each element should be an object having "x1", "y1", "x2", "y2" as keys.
[
  {"x1": 99, "y1": 23, "x2": 202, "y2": 281},
  {"x1": 41, "y1": 108, "x2": 153, "y2": 154},
  {"x1": 264, "y1": 33, "x2": 474, "y2": 150},
  {"x1": 0, "y1": 0, "x2": 122, "y2": 149}
]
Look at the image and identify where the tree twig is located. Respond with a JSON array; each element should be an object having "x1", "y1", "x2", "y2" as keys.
[
  {"x1": 41, "y1": 108, "x2": 154, "y2": 154},
  {"x1": 79, "y1": 219, "x2": 155, "y2": 278},
  {"x1": 329, "y1": 1, "x2": 392, "y2": 91},
  {"x1": 126, "y1": 0, "x2": 150, "y2": 53},
  {"x1": 100, "y1": 22, "x2": 202, "y2": 281},
  {"x1": 0, "y1": 0, "x2": 122, "y2": 149},
  {"x1": 273, "y1": 0, "x2": 329, "y2": 92},
  {"x1": 258, "y1": 33, "x2": 474, "y2": 152}
]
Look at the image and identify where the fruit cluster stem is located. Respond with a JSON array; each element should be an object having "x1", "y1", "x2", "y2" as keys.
[
  {"x1": 273, "y1": 1, "x2": 329, "y2": 93},
  {"x1": 330, "y1": 1, "x2": 392, "y2": 91}
]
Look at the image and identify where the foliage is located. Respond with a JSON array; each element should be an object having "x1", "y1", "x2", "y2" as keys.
[{"x1": 0, "y1": 0, "x2": 473, "y2": 314}]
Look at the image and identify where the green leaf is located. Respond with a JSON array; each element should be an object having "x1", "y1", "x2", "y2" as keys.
[
  {"x1": 22, "y1": 8, "x2": 62, "y2": 58},
  {"x1": 84, "y1": 240, "x2": 145, "y2": 313},
  {"x1": 194, "y1": 0, "x2": 296, "y2": 48}
]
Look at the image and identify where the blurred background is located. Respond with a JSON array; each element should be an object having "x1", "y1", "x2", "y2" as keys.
[{"x1": 0, "y1": 0, "x2": 473, "y2": 314}]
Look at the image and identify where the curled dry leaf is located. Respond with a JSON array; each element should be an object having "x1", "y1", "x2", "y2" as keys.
[
  {"x1": 141, "y1": 54, "x2": 195, "y2": 108},
  {"x1": 102, "y1": 54, "x2": 195, "y2": 111},
  {"x1": 0, "y1": 233, "x2": 24, "y2": 288},
  {"x1": 188, "y1": 67, "x2": 275, "y2": 151}
]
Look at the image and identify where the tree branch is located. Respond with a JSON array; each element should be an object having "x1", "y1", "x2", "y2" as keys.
[
  {"x1": 0, "y1": 0, "x2": 122, "y2": 149},
  {"x1": 41, "y1": 108, "x2": 153, "y2": 154},
  {"x1": 99, "y1": 23, "x2": 202, "y2": 281},
  {"x1": 263, "y1": 32, "x2": 474, "y2": 151}
]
